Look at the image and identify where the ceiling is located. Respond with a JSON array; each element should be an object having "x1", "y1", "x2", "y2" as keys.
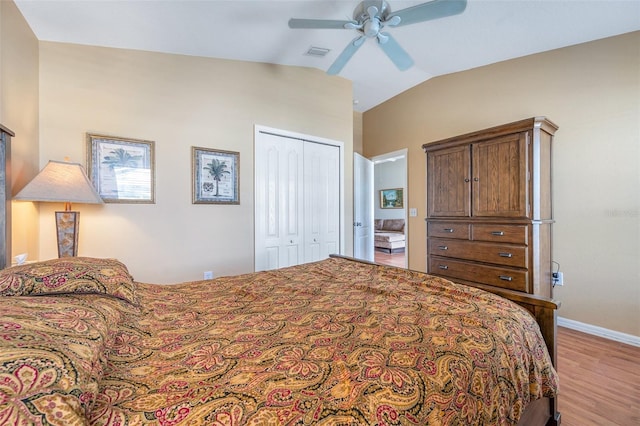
[{"x1": 14, "y1": 0, "x2": 640, "y2": 112}]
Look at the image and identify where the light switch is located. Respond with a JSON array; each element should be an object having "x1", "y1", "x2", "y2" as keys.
[{"x1": 409, "y1": 208, "x2": 417, "y2": 217}]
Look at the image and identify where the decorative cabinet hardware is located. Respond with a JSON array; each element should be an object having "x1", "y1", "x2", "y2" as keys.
[
  {"x1": 498, "y1": 252, "x2": 513, "y2": 258},
  {"x1": 499, "y1": 275, "x2": 513, "y2": 282},
  {"x1": 438, "y1": 246, "x2": 448, "y2": 250},
  {"x1": 491, "y1": 231, "x2": 505, "y2": 236}
]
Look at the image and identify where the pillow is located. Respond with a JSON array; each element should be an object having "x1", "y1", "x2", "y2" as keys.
[{"x1": 0, "y1": 257, "x2": 137, "y2": 304}]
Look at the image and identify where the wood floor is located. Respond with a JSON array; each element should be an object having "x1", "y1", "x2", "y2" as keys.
[
  {"x1": 557, "y1": 326, "x2": 640, "y2": 426},
  {"x1": 374, "y1": 249, "x2": 406, "y2": 268}
]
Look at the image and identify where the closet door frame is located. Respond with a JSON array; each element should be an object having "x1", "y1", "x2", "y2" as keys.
[{"x1": 254, "y1": 125, "x2": 345, "y2": 271}]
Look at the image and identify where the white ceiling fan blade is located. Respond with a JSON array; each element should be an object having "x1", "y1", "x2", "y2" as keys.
[
  {"x1": 288, "y1": 18, "x2": 357, "y2": 29},
  {"x1": 327, "y1": 36, "x2": 366, "y2": 75},
  {"x1": 377, "y1": 32, "x2": 414, "y2": 71},
  {"x1": 391, "y1": 0, "x2": 467, "y2": 27}
]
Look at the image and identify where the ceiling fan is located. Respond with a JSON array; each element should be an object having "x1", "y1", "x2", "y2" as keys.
[{"x1": 289, "y1": 0, "x2": 467, "y2": 75}]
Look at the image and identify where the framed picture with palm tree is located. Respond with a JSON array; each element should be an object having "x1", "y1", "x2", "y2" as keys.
[
  {"x1": 192, "y1": 146, "x2": 239, "y2": 205},
  {"x1": 87, "y1": 134, "x2": 155, "y2": 203}
]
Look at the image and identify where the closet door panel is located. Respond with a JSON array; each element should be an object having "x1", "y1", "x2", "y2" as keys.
[
  {"x1": 255, "y1": 133, "x2": 304, "y2": 270},
  {"x1": 280, "y1": 141, "x2": 304, "y2": 267},
  {"x1": 304, "y1": 142, "x2": 340, "y2": 263}
]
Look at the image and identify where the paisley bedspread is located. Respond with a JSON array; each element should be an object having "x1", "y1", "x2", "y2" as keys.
[{"x1": 1, "y1": 257, "x2": 558, "y2": 425}]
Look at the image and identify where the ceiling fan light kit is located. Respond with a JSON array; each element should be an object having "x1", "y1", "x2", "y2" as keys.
[{"x1": 289, "y1": 0, "x2": 467, "y2": 75}]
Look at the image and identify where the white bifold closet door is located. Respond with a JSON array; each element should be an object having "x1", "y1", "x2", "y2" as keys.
[{"x1": 255, "y1": 132, "x2": 340, "y2": 271}]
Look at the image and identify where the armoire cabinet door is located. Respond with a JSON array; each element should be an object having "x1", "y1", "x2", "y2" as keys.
[
  {"x1": 472, "y1": 132, "x2": 528, "y2": 218},
  {"x1": 427, "y1": 145, "x2": 470, "y2": 217}
]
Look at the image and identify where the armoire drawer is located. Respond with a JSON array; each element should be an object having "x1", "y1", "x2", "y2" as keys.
[
  {"x1": 427, "y1": 222, "x2": 470, "y2": 240},
  {"x1": 428, "y1": 239, "x2": 528, "y2": 268},
  {"x1": 429, "y1": 256, "x2": 529, "y2": 292},
  {"x1": 471, "y1": 224, "x2": 528, "y2": 245}
]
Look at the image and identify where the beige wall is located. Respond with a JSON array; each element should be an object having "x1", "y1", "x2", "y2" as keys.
[
  {"x1": 353, "y1": 111, "x2": 363, "y2": 154},
  {"x1": 363, "y1": 32, "x2": 640, "y2": 337},
  {"x1": 35, "y1": 42, "x2": 354, "y2": 283},
  {"x1": 0, "y1": 0, "x2": 40, "y2": 260}
]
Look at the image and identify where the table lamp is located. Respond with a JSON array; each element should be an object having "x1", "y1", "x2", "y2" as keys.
[{"x1": 14, "y1": 160, "x2": 103, "y2": 257}]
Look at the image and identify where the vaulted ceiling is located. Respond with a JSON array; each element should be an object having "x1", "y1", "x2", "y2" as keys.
[{"x1": 15, "y1": 0, "x2": 640, "y2": 112}]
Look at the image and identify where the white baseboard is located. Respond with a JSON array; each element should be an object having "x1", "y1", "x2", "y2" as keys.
[{"x1": 558, "y1": 317, "x2": 640, "y2": 347}]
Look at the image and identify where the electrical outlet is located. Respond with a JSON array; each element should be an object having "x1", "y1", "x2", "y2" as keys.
[
  {"x1": 552, "y1": 272, "x2": 564, "y2": 286},
  {"x1": 203, "y1": 271, "x2": 213, "y2": 280}
]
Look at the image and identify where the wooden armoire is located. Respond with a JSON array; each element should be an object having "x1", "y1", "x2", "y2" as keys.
[{"x1": 423, "y1": 117, "x2": 558, "y2": 298}]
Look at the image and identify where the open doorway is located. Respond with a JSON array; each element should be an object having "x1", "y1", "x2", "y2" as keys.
[{"x1": 371, "y1": 149, "x2": 408, "y2": 268}]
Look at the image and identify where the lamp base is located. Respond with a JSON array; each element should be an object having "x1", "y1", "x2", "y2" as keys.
[{"x1": 55, "y1": 211, "x2": 79, "y2": 257}]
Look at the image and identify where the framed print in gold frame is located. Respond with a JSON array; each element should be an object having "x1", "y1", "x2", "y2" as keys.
[{"x1": 380, "y1": 188, "x2": 404, "y2": 209}]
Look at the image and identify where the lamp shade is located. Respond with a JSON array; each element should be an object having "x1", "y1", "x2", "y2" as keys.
[{"x1": 14, "y1": 160, "x2": 103, "y2": 204}]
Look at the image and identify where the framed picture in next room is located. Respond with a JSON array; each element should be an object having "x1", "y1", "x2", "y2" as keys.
[{"x1": 380, "y1": 188, "x2": 404, "y2": 209}]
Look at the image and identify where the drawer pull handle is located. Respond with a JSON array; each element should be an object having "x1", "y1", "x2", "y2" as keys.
[
  {"x1": 443, "y1": 228, "x2": 454, "y2": 233},
  {"x1": 499, "y1": 252, "x2": 513, "y2": 258},
  {"x1": 438, "y1": 245, "x2": 448, "y2": 250},
  {"x1": 438, "y1": 265, "x2": 449, "y2": 270},
  {"x1": 499, "y1": 275, "x2": 513, "y2": 281},
  {"x1": 491, "y1": 231, "x2": 505, "y2": 236}
]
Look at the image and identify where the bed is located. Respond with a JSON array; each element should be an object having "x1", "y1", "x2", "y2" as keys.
[{"x1": 0, "y1": 255, "x2": 559, "y2": 425}]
